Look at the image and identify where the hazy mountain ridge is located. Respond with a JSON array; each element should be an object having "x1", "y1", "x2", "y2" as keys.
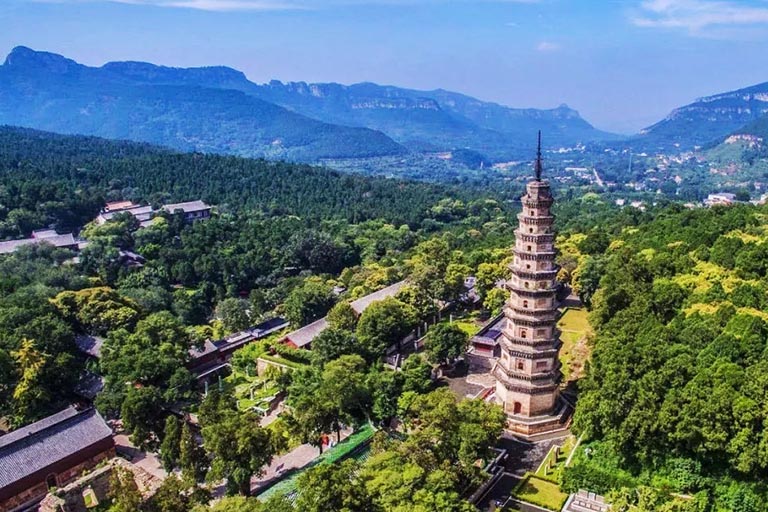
[
  {"x1": 0, "y1": 46, "x2": 407, "y2": 161},
  {"x1": 95, "y1": 55, "x2": 618, "y2": 159}
]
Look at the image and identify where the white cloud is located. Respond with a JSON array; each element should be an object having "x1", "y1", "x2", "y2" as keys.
[
  {"x1": 632, "y1": 0, "x2": 768, "y2": 33},
  {"x1": 536, "y1": 41, "x2": 560, "y2": 52}
]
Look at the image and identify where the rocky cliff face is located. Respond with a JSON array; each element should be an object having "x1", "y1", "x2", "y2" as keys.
[{"x1": 638, "y1": 82, "x2": 768, "y2": 150}]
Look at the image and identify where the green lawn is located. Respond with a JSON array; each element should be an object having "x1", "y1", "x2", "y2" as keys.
[
  {"x1": 558, "y1": 307, "x2": 592, "y2": 334},
  {"x1": 557, "y1": 308, "x2": 593, "y2": 381},
  {"x1": 452, "y1": 319, "x2": 481, "y2": 336},
  {"x1": 513, "y1": 474, "x2": 569, "y2": 511},
  {"x1": 535, "y1": 435, "x2": 577, "y2": 481}
]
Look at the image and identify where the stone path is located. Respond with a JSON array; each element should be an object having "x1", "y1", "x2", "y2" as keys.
[
  {"x1": 113, "y1": 434, "x2": 167, "y2": 481},
  {"x1": 250, "y1": 427, "x2": 353, "y2": 494},
  {"x1": 475, "y1": 431, "x2": 571, "y2": 511}
]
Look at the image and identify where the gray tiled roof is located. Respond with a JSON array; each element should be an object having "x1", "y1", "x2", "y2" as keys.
[
  {"x1": 283, "y1": 280, "x2": 406, "y2": 348},
  {"x1": 98, "y1": 205, "x2": 154, "y2": 223},
  {"x1": 0, "y1": 407, "x2": 113, "y2": 488},
  {"x1": 284, "y1": 318, "x2": 329, "y2": 348},
  {"x1": 162, "y1": 200, "x2": 210, "y2": 214},
  {"x1": 75, "y1": 335, "x2": 105, "y2": 358},
  {"x1": 349, "y1": 280, "x2": 406, "y2": 314},
  {"x1": 0, "y1": 234, "x2": 77, "y2": 255}
]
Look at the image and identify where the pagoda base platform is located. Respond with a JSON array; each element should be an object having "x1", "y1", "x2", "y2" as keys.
[{"x1": 505, "y1": 399, "x2": 572, "y2": 438}]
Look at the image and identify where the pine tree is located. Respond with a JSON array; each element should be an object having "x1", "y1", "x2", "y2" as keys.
[
  {"x1": 160, "y1": 415, "x2": 181, "y2": 472},
  {"x1": 180, "y1": 421, "x2": 206, "y2": 482}
]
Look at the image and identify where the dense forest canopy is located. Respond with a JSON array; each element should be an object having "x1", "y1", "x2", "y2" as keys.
[
  {"x1": 9, "y1": 124, "x2": 768, "y2": 510},
  {"x1": 0, "y1": 126, "x2": 492, "y2": 238},
  {"x1": 567, "y1": 203, "x2": 768, "y2": 511}
]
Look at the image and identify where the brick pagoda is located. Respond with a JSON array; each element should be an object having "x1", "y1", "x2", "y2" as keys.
[{"x1": 493, "y1": 132, "x2": 569, "y2": 436}]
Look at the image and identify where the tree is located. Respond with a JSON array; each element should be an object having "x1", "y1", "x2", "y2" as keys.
[
  {"x1": 311, "y1": 327, "x2": 359, "y2": 365},
  {"x1": 284, "y1": 278, "x2": 335, "y2": 327},
  {"x1": 145, "y1": 475, "x2": 210, "y2": 512},
  {"x1": 396, "y1": 284, "x2": 437, "y2": 321},
  {"x1": 180, "y1": 421, "x2": 208, "y2": 482},
  {"x1": 356, "y1": 298, "x2": 418, "y2": 358},
  {"x1": 573, "y1": 256, "x2": 604, "y2": 309},
  {"x1": 483, "y1": 287, "x2": 507, "y2": 314},
  {"x1": 108, "y1": 465, "x2": 143, "y2": 512},
  {"x1": 401, "y1": 355, "x2": 433, "y2": 395},
  {"x1": 121, "y1": 386, "x2": 165, "y2": 450},
  {"x1": 294, "y1": 460, "x2": 372, "y2": 512},
  {"x1": 285, "y1": 367, "x2": 334, "y2": 455},
  {"x1": 51, "y1": 287, "x2": 142, "y2": 335},
  {"x1": 327, "y1": 301, "x2": 359, "y2": 331},
  {"x1": 424, "y1": 323, "x2": 469, "y2": 366},
  {"x1": 216, "y1": 297, "x2": 251, "y2": 333},
  {"x1": 444, "y1": 263, "x2": 471, "y2": 302},
  {"x1": 402, "y1": 388, "x2": 505, "y2": 469},
  {"x1": 195, "y1": 496, "x2": 293, "y2": 512},
  {"x1": 287, "y1": 356, "x2": 370, "y2": 447},
  {"x1": 321, "y1": 355, "x2": 371, "y2": 441},
  {"x1": 203, "y1": 411, "x2": 274, "y2": 496},
  {"x1": 367, "y1": 366, "x2": 403, "y2": 425},
  {"x1": 10, "y1": 338, "x2": 48, "y2": 425},
  {"x1": 160, "y1": 415, "x2": 181, "y2": 472},
  {"x1": 98, "y1": 312, "x2": 192, "y2": 420},
  {"x1": 476, "y1": 261, "x2": 507, "y2": 301}
]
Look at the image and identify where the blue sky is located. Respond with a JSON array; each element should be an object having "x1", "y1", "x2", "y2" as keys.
[{"x1": 1, "y1": 0, "x2": 767, "y2": 133}]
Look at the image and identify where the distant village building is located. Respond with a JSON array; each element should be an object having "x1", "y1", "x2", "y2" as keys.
[
  {"x1": 491, "y1": 133, "x2": 570, "y2": 436},
  {"x1": 0, "y1": 229, "x2": 80, "y2": 255},
  {"x1": 161, "y1": 200, "x2": 212, "y2": 222},
  {"x1": 282, "y1": 281, "x2": 407, "y2": 349},
  {"x1": 0, "y1": 407, "x2": 114, "y2": 511},
  {"x1": 96, "y1": 202, "x2": 154, "y2": 226},
  {"x1": 705, "y1": 192, "x2": 737, "y2": 207},
  {"x1": 95, "y1": 200, "x2": 211, "y2": 227}
]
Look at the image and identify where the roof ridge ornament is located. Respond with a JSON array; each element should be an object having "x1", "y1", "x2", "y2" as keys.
[{"x1": 535, "y1": 130, "x2": 543, "y2": 181}]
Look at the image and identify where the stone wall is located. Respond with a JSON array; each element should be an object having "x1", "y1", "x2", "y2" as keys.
[
  {"x1": 39, "y1": 458, "x2": 160, "y2": 512},
  {"x1": 0, "y1": 446, "x2": 114, "y2": 512}
]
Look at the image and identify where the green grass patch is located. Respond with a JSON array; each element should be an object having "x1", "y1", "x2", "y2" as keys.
[
  {"x1": 513, "y1": 474, "x2": 569, "y2": 511},
  {"x1": 558, "y1": 307, "x2": 592, "y2": 334},
  {"x1": 258, "y1": 353, "x2": 306, "y2": 369},
  {"x1": 557, "y1": 308, "x2": 592, "y2": 381},
  {"x1": 535, "y1": 435, "x2": 578, "y2": 482},
  {"x1": 452, "y1": 319, "x2": 481, "y2": 336}
]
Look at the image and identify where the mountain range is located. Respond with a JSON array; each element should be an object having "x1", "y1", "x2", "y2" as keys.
[
  {"x1": 0, "y1": 46, "x2": 614, "y2": 162},
  {"x1": 636, "y1": 82, "x2": 768, "y2": 152}
]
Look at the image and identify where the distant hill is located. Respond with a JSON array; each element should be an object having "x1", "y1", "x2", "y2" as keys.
[
  {"x1": 0, "y1": 46, "x2": 618, "y2": 163},
  {"x1": 0, "y1": 125, "x2": 479, "y2": 226},
  {"x1": 636, "y1": 81, "x2": 768, "y2": 151},
  {"x1": 0, "y1": 46, "x2": 406, "y2": 161},
  {"x1": 93, "y1": 55, "x2": 619, "y2": 160}
]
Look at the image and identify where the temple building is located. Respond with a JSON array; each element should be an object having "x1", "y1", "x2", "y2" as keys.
[
  {"x1": 0, "y1": 407, "x2": 115, "y2": 511},
  {"x1": 492, "y1": 133, "x2": 569, "y2": 436}
]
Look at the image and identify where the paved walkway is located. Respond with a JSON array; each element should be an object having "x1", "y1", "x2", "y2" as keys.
[
  {"x1": 113, "y1": 434, "x2": 168, "y2": 481},
  {"x1": 250, "y1": 427, "x2": 353, "y2": 493}
]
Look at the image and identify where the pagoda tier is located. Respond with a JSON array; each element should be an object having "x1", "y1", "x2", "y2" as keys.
[{"x1": 493, "y1": 141, "x2": 567, "y2": 435}]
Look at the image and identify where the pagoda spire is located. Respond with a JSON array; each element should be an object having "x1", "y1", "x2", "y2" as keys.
[{"x1": 535, "y1": 130, "x2": 543, "y2": 181}]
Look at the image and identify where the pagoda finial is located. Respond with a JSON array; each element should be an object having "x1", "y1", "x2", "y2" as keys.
[{"x1": 535, "y1": 130, "x2": 543, "y2": 181}]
